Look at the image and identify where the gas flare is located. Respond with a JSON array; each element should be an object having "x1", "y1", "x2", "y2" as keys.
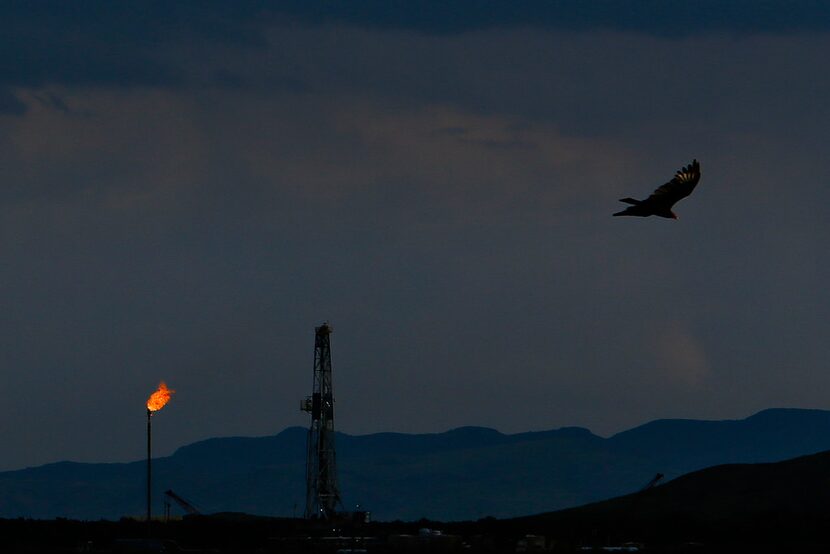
[{"x1": 146, "y1": 381, "x2": 175, "y2": 412}]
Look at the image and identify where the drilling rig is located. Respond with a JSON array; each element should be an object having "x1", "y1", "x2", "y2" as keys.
[{"x1": 301, "y1": 323, "x2": 342, "y2": 519}]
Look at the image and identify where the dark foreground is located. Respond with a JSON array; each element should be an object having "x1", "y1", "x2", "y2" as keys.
[{"x1": 3, "y1": 511, "x2": 830, "y2": 554}]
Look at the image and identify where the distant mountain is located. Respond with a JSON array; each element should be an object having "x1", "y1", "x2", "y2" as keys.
[{"x1": 2, "y1": 408, "x2": 830, "y2": 521}]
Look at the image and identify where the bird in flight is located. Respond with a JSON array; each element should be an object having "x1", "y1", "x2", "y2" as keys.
[{"x1": 613, "y1": 159, "x2": 701, "y2": 219}]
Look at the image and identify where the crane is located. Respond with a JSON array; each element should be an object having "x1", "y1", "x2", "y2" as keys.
[
  {"x1": 640, "y1": 473, "x2": 664, "y2": 492},
  {"x1": 163, "y1": 489, "x2": 201, "y2": 520}
]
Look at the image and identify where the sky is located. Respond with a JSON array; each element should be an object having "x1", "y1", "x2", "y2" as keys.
[{"x1": 2, "y1": 1, "x2": 830, "y2": 471}]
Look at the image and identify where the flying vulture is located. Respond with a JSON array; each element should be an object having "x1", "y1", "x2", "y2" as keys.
[{"x1": 613, "y1": 159, "x2": 701, "y2": 219}]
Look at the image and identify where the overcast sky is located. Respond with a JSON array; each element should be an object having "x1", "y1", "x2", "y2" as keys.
[{"x1": 2, "y1": 2, "x2": 830, "y2": 471}]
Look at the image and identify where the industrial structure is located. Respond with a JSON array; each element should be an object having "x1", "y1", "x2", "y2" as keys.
[
  {"x1": 163, "y1": 489, "x2": 201, "y2": 521},
  {"x1": 145, "y1": 382, "x2": 174, "y2": 526},
  {"x1": 640, "y1": 473, "x2": 664, "y2": 491},
  {"x1": 301, "y1": 323, "x2": 342, "y2": 519}
]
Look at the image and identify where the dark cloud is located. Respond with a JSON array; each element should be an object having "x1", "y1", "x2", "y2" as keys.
[
  {"x1": 2, "y1": 1, "x2": 830, "y2": 91},
  {"x1": 0, "y1": 88, "x2": 27, "y2": 115},
  {"x1": 271, "y1": 0, "x2": 830, "y2": 35},
  {"x1": 0, "y1": 1, "x2": 274, "y2": 88},
  {"x1": 31, "y1": 92, "x2": 72, "y2": 114}
]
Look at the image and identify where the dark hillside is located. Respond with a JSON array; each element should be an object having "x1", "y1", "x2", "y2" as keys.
[{"x1": 511, "y1": 449, "x2": 830, "y2": 546}]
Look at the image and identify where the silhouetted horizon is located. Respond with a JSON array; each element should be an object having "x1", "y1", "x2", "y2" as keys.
[{"x1": 4, "y1": 407, "x2": 830, "y2": 521}]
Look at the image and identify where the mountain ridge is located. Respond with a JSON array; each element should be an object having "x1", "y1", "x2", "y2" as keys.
[{"x1": 3, "y1": 408, "x2": 830, "y2": 521}]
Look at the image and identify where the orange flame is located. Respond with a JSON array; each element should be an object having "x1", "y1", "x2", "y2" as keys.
[{"x1": 146, "y1": 381, "x2": 175, "y2": 412}]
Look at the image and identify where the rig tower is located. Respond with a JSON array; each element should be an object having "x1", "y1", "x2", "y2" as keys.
[{"x1": 301, "y1": 323, "x2": 342, "y2": 519}]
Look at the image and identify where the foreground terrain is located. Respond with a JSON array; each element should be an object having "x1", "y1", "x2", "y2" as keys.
[{"x1": 4, "y1": 447, "x2": 830, "y2": 553}]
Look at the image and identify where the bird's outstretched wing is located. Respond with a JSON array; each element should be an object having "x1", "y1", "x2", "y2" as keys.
[{"x1": 645, "y1": 159, "x2": 701, "y2": 208}]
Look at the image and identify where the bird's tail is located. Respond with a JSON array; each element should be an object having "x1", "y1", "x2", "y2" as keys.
[{"x1": 619, "y1": 197, "x2": 641, "y2": 205}]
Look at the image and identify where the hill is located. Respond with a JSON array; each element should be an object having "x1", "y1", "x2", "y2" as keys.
[
  {"x1": 2, "y1": 408, "x2": 830, "y2": 521},
  {"x1": 510, "y1": 449, "x2": 830, "y2": 547}
]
